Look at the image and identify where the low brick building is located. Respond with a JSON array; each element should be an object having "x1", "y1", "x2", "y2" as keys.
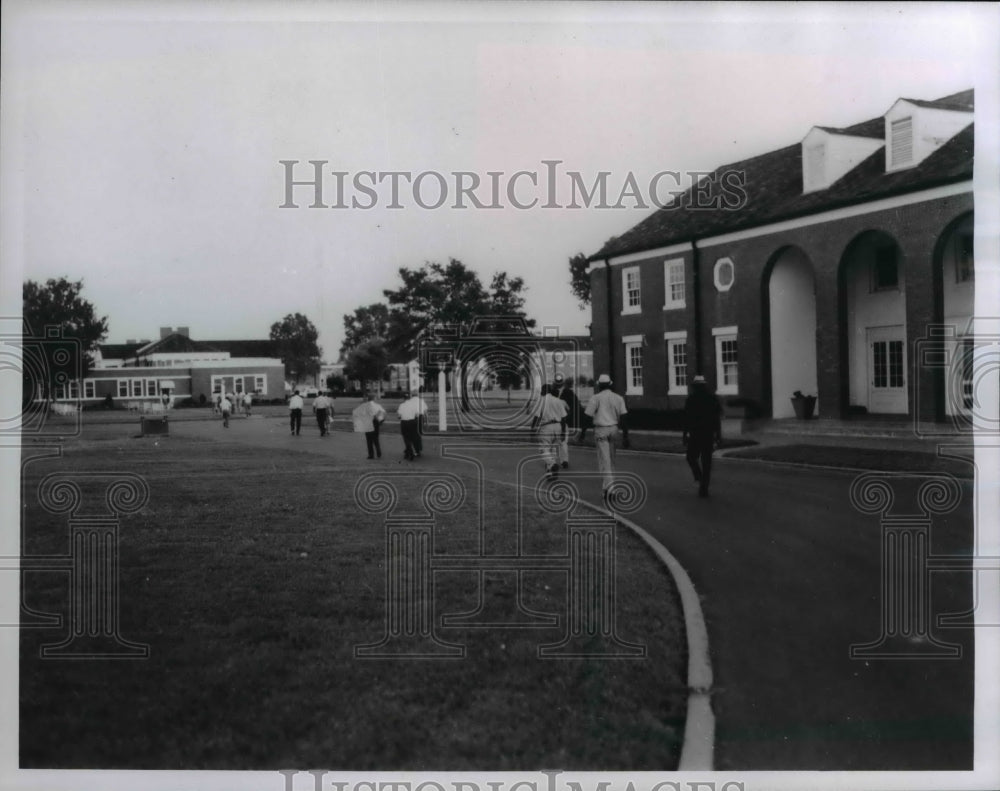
[
  {"x1": 587, "y1": 89, "x2": 974, "y2": 421},
  {"x1": 47, "y1": 326, "x2": 286, "y2": 406}
]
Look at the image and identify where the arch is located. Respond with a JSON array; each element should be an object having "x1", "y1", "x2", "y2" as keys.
[
  {"x1": 838, "y1": 230, "x2": 908, "y2": 415},
  {"x1": 932, "y1": 211, "x2": 975, "y2": 419},
  {"x1": 762, "y1": 245, "x2": 818, "y2": 418}
]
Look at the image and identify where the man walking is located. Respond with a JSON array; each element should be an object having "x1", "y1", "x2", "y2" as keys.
[
  {"x1": 584, "y1": 374, "x2": 630, "y2": 504},
  {"x1": 397, "y1": 390, "x2": 428, "y2": 461},
  {"x1": 313, "y1": 390, "x2": 333, "y2": 436},
  {"x1": 242, "y1": 391, "x2": 253, "y2": 417},
  {"x1": 352, "y1": 392, "x2": 387, "y2": 459},
  {"x1": 531, "y1": 383, "x2": 568, "y2": 478},
  {"x1": 288, "y1": 389, "x2": 304, "y2": 436},
  {"x1": 683, "y1": 375, "x2": 723, "y2": 498},
  {"x1": 220, "y1": 394, "x2": 232, "y2": 428},
  {"x1": 553, "y1": 373, "x2": 581, "y2": 469}
]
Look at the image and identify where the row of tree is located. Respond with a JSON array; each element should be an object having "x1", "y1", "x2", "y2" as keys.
[{"x1": 21, "y1": 253, "x2": 592, "y2": 404}]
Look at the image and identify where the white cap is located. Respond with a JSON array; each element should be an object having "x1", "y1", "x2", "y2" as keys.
[{"x1": 597, "y1": 374, "x2": 612, "y2": 385}]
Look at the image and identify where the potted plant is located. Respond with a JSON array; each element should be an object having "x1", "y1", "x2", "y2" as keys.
[{"x1": 790, "y1": 390, "x2": 817, "y2": 420}]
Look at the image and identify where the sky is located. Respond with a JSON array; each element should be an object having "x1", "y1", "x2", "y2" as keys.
[{"x1": 2, "y1": 1, "x2": 997, "y2": 361}]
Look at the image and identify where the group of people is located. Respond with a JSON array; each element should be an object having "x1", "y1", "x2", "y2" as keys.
[
  {"x1": 532, "y1": 371, "x2": 722, "y2": 502},
  {"x1": 215, "y1": 391, "x2": 253, "y2": 428},
  {"x1": 283, "y1": 388, "x2": 429, "y2": 461}
]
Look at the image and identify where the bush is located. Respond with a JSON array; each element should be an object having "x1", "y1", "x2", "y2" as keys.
[{"x1": 624, "y1": 408, "x2": 686, "y2": 431}]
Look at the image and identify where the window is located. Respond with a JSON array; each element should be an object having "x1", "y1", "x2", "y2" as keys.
[
  {"x1": 713, "y1": 327, "x2": 738, "y2": 395},
  {"x1": 146, "y1": 378, "x2": 158, "y2": 396},
  {"x1": 255, "y1": 375, "x2": 266, "y2": 394},
  {"x1": 714, "y1": 257, "x2": 735, "y2": 292},
  {"x1": 623, "y1": 335, "x2": 643, "y2": 395},
  {"x1": 84, "y1": 381, "x2": 95, "y2": 399},
  {"x1": 664, "y1": 259, "x2": 685, "y2": 309},
  {"x1": 873, "y1": 340, "x2": 904, "y2": 389},
  {"x1": 890, "y1": 117, "x2": 913, "y2": 168},
  {"x1": 665, "y1": 331, "x2": 688, "y2": 395},
  {"x1": 872, "y1": 245, "x2": 899, "y2": 290},
  {"x1": 118, "y1": 380, "x2": 129, "y2": 397},
  {"x1": 130, "y1": 379, "x2": 143, "y2": 397},
  {"x1": 622, "y1": 266, "x2": 641, "y2": 314},
  {"x1": 956, "y1": 232, "x2": 974, "y2": 283}
]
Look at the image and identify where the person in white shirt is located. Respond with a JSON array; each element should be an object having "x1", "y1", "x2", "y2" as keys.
[
  {"x1": 219, "y1": 395, "x2": 232, "y2": 429},
  {"x1": 352, "y1": 392, "x2": 388, "y2": 459},
  {"x1": 397, "y1": 391, "x2": 428, "y2": 460},
  {"x1": 531, "y1": 383, "x2": 569, "y2": 477},
  {"x1": 288, "y1": 390, "x2": 304, "y2": 436},
  {"x1": 242, "y1": 391, "x2": 253, "y2": 417},
  {"x1": 312, "y1": 391, "x2": 334, "y2": 436},
  {"x1": 584, "y1": 374, "x2": 630, "y2": 502}
]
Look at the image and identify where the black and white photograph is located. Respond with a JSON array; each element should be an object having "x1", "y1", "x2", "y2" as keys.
[{"x1": 2, "y1": 2, "x2": 998, "y2": 790}]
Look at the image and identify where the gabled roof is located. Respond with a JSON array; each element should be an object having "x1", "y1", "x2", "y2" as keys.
[
  {"x1": 590, "y1": 90, "x2": 974, "y2": 262},
  {"x1": 99, "y1": 343, "x2": 144, "y2": 359},
  {"x1": 99, "y1": 334, "x2": 279, "y2": 359},
  {"x1": 899, "y1": 89, "x2": 974, "y2": 112}
]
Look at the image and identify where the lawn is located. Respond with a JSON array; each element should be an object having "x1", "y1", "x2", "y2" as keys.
[{"x1": 19, "y1": 422, "x2": 688, "y2": 770}]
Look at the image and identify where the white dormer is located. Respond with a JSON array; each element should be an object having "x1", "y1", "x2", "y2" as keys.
[
  {"x1": 884, "y1": 99, "x2": 973, "y2": 172},
  {"x1": 801, "y1": 127, "x2": 884, "y2": 194}
]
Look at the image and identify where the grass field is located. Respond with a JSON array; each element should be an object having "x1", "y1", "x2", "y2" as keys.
[{"x1": 19, "y1": 421, "x2": 688, "y2": 770}]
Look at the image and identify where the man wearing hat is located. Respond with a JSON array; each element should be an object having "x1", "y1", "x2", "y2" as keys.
[
  {"x1": 682, "y1": 375, "x2": 723, "y2": 498},
  {"x1": 552, "y1": 372, "x2": 581, "y2": 469},
  {"x1": 531, "y1": 383, "x2": 569, "y2": 478},
  {"x1": 584, "y1": 374, "x2": 630, "y2": 503}
]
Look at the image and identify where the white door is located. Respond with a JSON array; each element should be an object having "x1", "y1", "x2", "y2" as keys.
[{"x1": 867, "y1": 326, "x2": 907, "y2": 414}]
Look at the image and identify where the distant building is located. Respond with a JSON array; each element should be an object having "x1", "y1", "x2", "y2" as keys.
[
  {"x1": 45, "y1": 326, "x2": 285, "y2": 405},
  {"x1": 587, "y1": 89, "x2": 974, "y2": 421}
]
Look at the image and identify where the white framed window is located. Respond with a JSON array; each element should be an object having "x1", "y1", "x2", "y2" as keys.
[
  {"x1": 254, "y1": 375, "x2": 266, "y2": 394},
  {"x1": 664, "y1": 331, "x2": 688, "y2": 395},
  {"x1": 714, "y1": 257, "x2": 735, "y2": 292},
  {"x1": 146, "y1": 378, "x2": 158, "y2": 396},
  {"x1": 663, "y1": 259, "x2": 686, "y2": 310},
  {"x1": 130, "y1": 379, "x2": 143, "y2": 397},
  {"x1": 118, "y1": 380, "x2": 129, "y2": 397},
  {"x1": 713, "y1": 326, "x2": 739, "y2": 395},
  {"x1": 622, "y1": 334, "x2": 644, "y2": 395},
  {"x1": 890, "y1": 117, "x2": 913, "y2": 168},
  {"x1": 84, "y1": 380, "x2": 95, "y2": 399},
  {"x1": 622, "y1": 266, "x2": 641, "y2": 314}
]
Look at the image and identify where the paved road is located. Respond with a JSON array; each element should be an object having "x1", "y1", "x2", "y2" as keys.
[{"x1": 171, "y1": 416, "x2": 977, "y2": 771}]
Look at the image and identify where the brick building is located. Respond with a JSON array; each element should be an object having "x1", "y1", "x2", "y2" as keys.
[
  {"x1": 46, "y1": 326, "x2": 286, "y2": 406},
  {"x1": 587, "y1": 89, "x2": 975, "y2": 421}
]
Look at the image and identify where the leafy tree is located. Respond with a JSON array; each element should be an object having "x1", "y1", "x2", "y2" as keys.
[
  {"x1": 22, "y1": 278, "x2": 109, "y2": 405},
  {"x1": 269, "y1": 312, "x2": 321, "y2": 384},
  {"x1": 340, "y1": 303, "x2": 392, "y2": 359},
  {"x1": 382, "y1": 259, "x2": 537, "y2": 411},
  {"x1": 325, "y1": 374, "x2": 347, "y2": 394},
  {"x1": 569, "y1": 252, "x2": 591, "y2": 308},
  {"x1": 344, "y1": 340, "x2": 390, "y2": 394}
]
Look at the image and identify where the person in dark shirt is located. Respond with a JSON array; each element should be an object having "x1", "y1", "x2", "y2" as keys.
[
  {"x1": 553, "y1": 373, "x2": 581, "y2": 469},
  {"x1": 683, "y1": 375, "x2": 723, "y2": 498}
]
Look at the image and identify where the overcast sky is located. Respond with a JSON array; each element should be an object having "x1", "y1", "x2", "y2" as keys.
[{"x1": 3, "y1": 1, "x2": 997, "y2": 359}]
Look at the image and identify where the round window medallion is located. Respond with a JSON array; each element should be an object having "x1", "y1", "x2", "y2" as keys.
[{"x1": 714, "y1": 257, "x2": 735, "y2": 292}]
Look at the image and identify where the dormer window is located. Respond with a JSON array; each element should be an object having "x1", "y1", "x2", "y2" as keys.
[
  {"x1": 803, "y1": 144, "x2": 825, "y2": 192},
  {"x1": 801, "y1": 127, "x2": 882, "y2": 194},
  {"x1": 890, "y1": 117, "x2": 913, "y2": 168}
]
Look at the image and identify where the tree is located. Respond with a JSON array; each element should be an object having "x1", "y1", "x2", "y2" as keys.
[
  {"x1": 344, "y1": 340, "x2": 390, "y2": 394},
  {"x1": 269, "y1": 312, "x2": 321, "y2": 384},
  {"x1": 325, "y1": 374, "x2": 347, "y2": 394},
  {"x1": 22, "y1": 278, "x2": 109, "y2": 405},
  {"x1": 340, "y1": 303, "x2": 392, "y2": 359},
  {"x1": 569, "y1": 252, "x2": 591, "y2": 308},
  {"x1": 382, "y1": 259, "x2": 537, "y2": 410}
]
